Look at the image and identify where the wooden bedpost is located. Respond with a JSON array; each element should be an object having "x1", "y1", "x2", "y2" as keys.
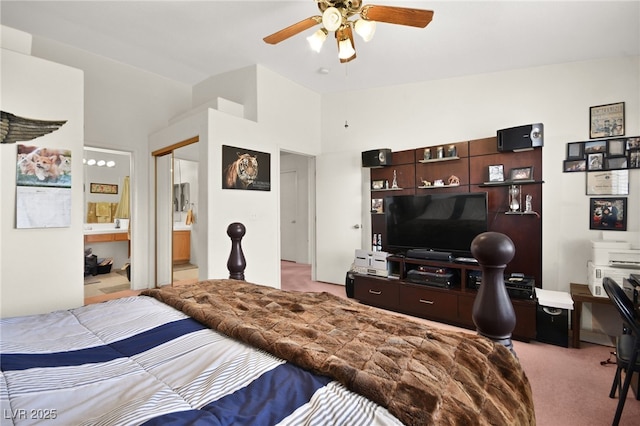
[
  {"x1": 471, "y1": 231, "x2": 517, "y2": 354},
  {"x1": 227, "y1": 222, "x2": 246, "y2": 280}
]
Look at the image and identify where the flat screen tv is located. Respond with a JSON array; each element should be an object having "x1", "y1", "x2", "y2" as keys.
[{"x1": 384, "y1": 192, "x2": 488, "y2": 257}]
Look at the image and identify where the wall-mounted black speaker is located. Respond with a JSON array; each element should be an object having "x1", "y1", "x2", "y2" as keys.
[
  {"x1": 497, "y1": 123, "x2": 543, "y2": 152},
  {"x1": 362, "y1": 149, "x2": 392, "y2": 168}
]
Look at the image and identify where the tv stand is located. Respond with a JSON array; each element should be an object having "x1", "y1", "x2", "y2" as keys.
[{"x1": 352, "y1": 255, "x2": 536, "y2": 342}]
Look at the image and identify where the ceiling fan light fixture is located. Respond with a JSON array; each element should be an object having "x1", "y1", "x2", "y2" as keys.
[
  {"x1": 337, "y1": 37, "x2": 356, "y2": 60},
  {"x1": 322, "y1": 7, "x2": 343, "y2": 32},
  {"x1": 354, "y1": 19, "x2": 376, "y2": 42},
  {"x1": 307, "y1": 28, "x2": 328, "y2": 52}
]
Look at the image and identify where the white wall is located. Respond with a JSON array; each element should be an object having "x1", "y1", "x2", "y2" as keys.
[
  {"x1": 257, "y1": 66, "x2": 322, "y2": 156},
  {"x1": 192, "y1": 65, "x2": 258, "y2": 122},
  {"x1": 0, "y1": 48, "x2": 84, "y2": 317},
  {"x1": 29, "y1": 36, "x2": 193, "y2": 290}
]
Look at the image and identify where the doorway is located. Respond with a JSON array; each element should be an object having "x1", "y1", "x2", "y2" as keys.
[
  {"x1": 83, "y1": 147, "x2": 132, "y2": 298},
  {"x1": 153, "y1": 136, "x2": 199, "y2": 287},
  {"x1": 280, "y1": 152, "x2": 315, "y2": 278}
]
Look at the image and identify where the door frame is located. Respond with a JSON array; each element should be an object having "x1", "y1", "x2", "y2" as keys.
[{"x1": 152, "y1": 136, "x2": 199, "y2": 287}]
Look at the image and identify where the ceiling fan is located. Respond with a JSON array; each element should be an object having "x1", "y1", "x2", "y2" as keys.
[{"x1": 263, "y1": 0, "x2": 434, "y2": 63}]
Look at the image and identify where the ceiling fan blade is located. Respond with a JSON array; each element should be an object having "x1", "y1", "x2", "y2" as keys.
[
  {"x1": 263, "y1": 16, "x2": 322, "y2": 44},
  {"x1": 361, "y1": 5, "x2": 434, "y2": 28},
  {"x1": 337, "y1": 26, "x2": 356, "y2": 64}
]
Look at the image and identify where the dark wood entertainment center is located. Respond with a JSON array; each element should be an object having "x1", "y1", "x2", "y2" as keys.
[{"x1": 355, "y1": 136, "x2": 542, "y2": 341}]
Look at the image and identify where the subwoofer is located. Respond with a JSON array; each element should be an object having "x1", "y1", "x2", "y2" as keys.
[
  {"x1": 362, "y1": 149, "x2": 392, "y2": 168},
  {"x1": 345, "y1": 271, "x2": 355, "y2": 298},
  {"x1": 497, "y1": 123, "x2": 544, "y2": 152}
]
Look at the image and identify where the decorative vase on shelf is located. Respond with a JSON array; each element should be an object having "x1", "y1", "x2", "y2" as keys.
[{"x1": 509, "y1": 185, "x2": 520, "y2": 212}]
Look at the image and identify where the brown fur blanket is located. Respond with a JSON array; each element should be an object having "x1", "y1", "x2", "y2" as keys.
[{"x1": 142, "y1": 280, "x2": 534, "y2": 425}]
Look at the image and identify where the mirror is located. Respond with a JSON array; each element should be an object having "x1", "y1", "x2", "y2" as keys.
[
  {"x1": 155, "y1": 153, "x2": 173, "y2": 286},
  {"x1": 173, "y1": 182, "x2": 190, "y2": 212},
  {"x1": 154, "y1": 138, "x2": 199, "y2": 287}
]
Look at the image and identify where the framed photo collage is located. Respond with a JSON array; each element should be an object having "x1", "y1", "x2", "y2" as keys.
[{"x1": 563, "y1": 136, "x2": 640, "y2": 173}]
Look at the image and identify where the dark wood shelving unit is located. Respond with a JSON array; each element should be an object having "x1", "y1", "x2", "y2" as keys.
[{"x1": 360, "y1": 136, "x2": 542, "y2": 342}]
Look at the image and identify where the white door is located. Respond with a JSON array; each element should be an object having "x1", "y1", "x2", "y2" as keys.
[
  {"x1": 280, "y1": 170, "x2": 297, "y2": 261},
  {"x1": 315, "y1": 151, "x2": 362, "y2": 285}
]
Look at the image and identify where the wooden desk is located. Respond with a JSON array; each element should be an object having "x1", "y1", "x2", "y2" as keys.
[{"x1": 570, "y1": 283, "x2": 612, "y2": 348}]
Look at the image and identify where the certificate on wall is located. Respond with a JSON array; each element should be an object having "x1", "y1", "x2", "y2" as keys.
[{"x1": 586, "y1": 170, "x2": 629, "y2": 195}]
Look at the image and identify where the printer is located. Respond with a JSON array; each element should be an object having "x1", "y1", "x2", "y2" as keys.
[{"x1": 588, "y1": 237, "x2": 640, "y2": 297}]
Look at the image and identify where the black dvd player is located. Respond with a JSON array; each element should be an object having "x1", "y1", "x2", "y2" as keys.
[
  {"x1": 406, "y1": 266, "x2": 459, "y2": 288},
  {"x1": 467, "y1": 272, "x2": 535, "y2": 300}
]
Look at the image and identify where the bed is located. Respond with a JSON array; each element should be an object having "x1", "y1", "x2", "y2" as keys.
[{"x1": 1, "y1": 223, "x2": 535, "y2": 425}]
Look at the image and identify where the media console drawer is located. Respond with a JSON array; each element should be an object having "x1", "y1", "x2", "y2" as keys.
[
  {"x1": 353, "y1": 275, "x2": 399, "y2": 310},
  {"x1": 400, "y1": 284, "x2": 458, "y2": 320}
]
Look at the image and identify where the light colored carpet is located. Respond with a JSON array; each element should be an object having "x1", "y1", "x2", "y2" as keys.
[
  {"x1": 100, "y1": 283, "x2": 131, "y2": 294},
  {"x1": 174, "y1": 263, "x2": 197, "y2": 272}
]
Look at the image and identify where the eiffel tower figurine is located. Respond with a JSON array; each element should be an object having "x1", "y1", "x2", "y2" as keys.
[{"x1": 391, "y1": 170, "x2": 399, "y2": 189}]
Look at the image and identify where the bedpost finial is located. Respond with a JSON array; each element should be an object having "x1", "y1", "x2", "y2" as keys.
[
  {"x1": 470, "y1": 231, "x2": 517, "y2": 355},
  {"x1": 471, "y1": 231, "x2": 515, "y2": 267},
  {"x1": 227, "y1": 222, "x2": 246, "y2": 281},
  {"x1": 227, "y1": 222, "x2": 246, "y2": 239}
]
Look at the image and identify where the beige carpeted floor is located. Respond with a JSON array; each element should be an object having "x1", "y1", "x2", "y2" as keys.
[
  {"x1": 280, "y1": 260, "x2": 640, "y2": 426},
  {"x1": 84, "y1": 265, "x2": 199, "y2": 298}
]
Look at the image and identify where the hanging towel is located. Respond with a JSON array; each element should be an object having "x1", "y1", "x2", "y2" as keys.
[
  {"x1": 96, "y1": 202, "x2": 111, "y2": 217},
  {"x1": 185, "y1": 208, "x2": 194, "y2": 225}
]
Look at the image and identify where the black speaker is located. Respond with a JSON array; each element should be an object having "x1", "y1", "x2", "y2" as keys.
[
  {"x1": 345, "y1": 271, "x2": 355, "y2": 298},
  {"x1": 497, "y1": 123, "x2": 543, "y2": 152},
  {"x1": 362, "y1": 149, "x2": 392, "y2": 168}
]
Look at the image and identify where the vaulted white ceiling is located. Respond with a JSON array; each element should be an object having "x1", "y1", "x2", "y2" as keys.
[{"x1": 2, "y1": 1, "x2": 638, "y2": 94}]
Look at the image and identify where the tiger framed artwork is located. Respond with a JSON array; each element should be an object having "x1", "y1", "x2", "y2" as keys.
[{"x1": 222, "y1": 145, "x2": 271, "y2": 191}]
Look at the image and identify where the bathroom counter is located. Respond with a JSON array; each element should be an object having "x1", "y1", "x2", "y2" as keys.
[{"x1": 84, "y1": 224, "x2": 128, "y2": 242}]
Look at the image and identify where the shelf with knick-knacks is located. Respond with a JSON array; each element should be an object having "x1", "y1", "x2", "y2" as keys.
[
  {"x1": 418, "y1": 174, "x2": 461, "y2": 189},
  {"x1": 504, "y1": 184, "x2": 540, "y2": 216},
  {"x1": 371, "y1": 169, "x2": 404, "y2": 191},
  {"x1": 419, "y1": 145, "x2": 460, "y2": 163}
]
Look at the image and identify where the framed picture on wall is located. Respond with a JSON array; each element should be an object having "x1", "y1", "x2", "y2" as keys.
[
  {"x1": 589, "y1": 197, "x2": 627, "y2": 231},
  {"x1": 607, "y1": 138, "x2": 626, "y2": 157},
  {"x1": 629, "y1": 150, "x2": 640, "y2": 168},
  {"x1": 90, "y1": 183, "x2": 118, "y2": 194},
  {"x1": 605, "y1": 157, "x2": 628, "y2": 170},
  {"x1": 586, "y1": 170, "x2": 629, "y2": 195},
  {"x1": 563, "y1": 159, "x2": 586, "y2": 172},
  {"x1": 566, "y1": 142, "x2": 585, "y2": 160},
  {"x1": 584, "y1": 140, "x2": 607, "y2": 155},
  {"x1": 590, "y1": 102, "x2": 625, "y2": 139},
  {"x1": 587, "y1": 153, "x2": 604, "y2": 171},
  {"x1": 221, "y1": 145, "x2": 271, "y2": 191}
]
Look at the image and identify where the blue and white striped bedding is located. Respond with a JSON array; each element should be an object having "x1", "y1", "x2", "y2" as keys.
[{"x1": 1, "y1": 296, "x2": 402, "y2": 425}]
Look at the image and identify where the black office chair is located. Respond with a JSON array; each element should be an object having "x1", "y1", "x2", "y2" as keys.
[{"x1": 603, "y1": 277, "x2": 640, "y2": 426}]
